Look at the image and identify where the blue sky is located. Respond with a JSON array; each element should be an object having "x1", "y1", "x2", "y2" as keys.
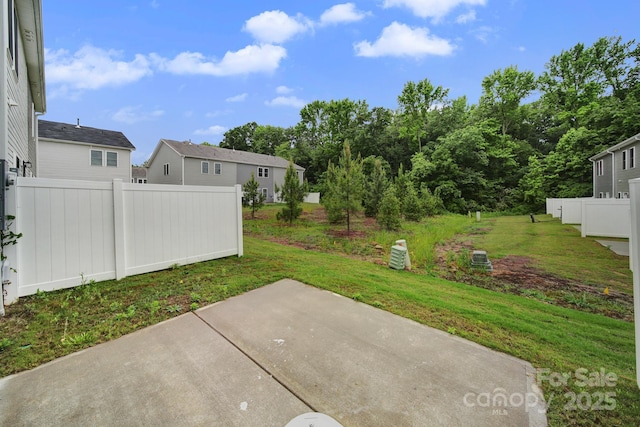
[{"x1": 41, "y1": 0, "x2": 639, "y2": 165}]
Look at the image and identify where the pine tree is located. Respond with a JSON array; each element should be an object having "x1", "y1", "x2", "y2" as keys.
[
  {"x1": 242, "y1": 172, "x2": 264, "y2": 219},
  {"x1": 403, "y1": 185, "x2": 423, "y2": 222},
  {"x1": 377, "y1": 186, "x2": 401, "y2": 231},
  {"x1": 275, "y1": 160, "x2": 308, "y2": 225},
  {"x1": 364, "y1": 158, "x2": 389, "y2": 218},
  {"x1": 324, "y1": 141, "x2": 364, "y2": 235}
]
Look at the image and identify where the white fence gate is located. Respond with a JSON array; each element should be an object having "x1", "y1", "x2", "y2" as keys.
[{"x1": 4, "y1": 178, "x2": 243, "y2": 303}]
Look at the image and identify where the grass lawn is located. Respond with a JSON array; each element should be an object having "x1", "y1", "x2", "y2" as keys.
[{"x1": 1, "y1": 204, "x2": 638, "y2": 426}]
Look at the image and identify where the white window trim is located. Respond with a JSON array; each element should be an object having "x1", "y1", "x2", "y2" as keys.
[
  {"x1": 596, "y1": 159, "x2": 604, "y2": 177},
  {"x1": 106, "y1": 151, "x2": 118, "y2": 167},
  {"x1": 214, "y1": 162, "x2": 221, "y2": 175},
  {"x1": 630, "y1": 147, "x2": 636, "y2": 169},
  {"x1": 622, "y1": 150, "x2": 628, "y2": 170},
  {"x1": 261, "y1": 188, "x2": 268, "y2": 198},
  {"x1": 258, "y1": 167, "x2": 269, "y2": 178},
  {"x1": 91, "y1": 149, "x2": 103, "y2": 166},
  {"x1": 201, "y1": 161, "x2": 209, "y2": 174},
  {"x1": 163, "y1": 163, "x2": 170, "y2": 176}
]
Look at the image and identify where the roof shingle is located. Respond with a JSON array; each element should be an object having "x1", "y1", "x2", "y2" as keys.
[
  {"x1": 39, "y1": 120, "x2": 135, "y2": 150},
  {"x1": 162, "y1": 139, "x2": 303, "y2": 170}
]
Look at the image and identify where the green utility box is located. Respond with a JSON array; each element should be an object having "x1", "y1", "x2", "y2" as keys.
[{"x1": 389, "y1": 245, "x2": 407, "y2": 270}]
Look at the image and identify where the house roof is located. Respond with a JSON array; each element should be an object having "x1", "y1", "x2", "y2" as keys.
[
  {"x1": 156, "y1": 139, "x2": 304, "y2": 170},
  {"x1": 38, "y1": 120, "x2": 136, "y2": 150},
  {"x1": 15, "y1": 0, "x2": 46, "y2": 113},
  {"x1": 132, "y1": 167, "x2": 147, "y2": 179},
  {"x1": 590, "y1": 132, "x2": 640, "y2": 161}
]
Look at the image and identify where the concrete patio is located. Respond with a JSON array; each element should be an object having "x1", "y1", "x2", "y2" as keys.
[{"x1": 0, "y1": 279, "x2": 547, "y2": 426}]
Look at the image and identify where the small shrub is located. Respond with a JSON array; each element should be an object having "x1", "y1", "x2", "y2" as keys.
[
  {"x1": 166, "y1": 304, "x2": 182, "y2": 313},
  {"x1": 377, "y1": 186, "x2": 401, "y2": 231},
  {"x1": 352, "y1": 293, "x2": 363, "y2": 302},
  {"x1": 0, "y1": 338, "x2": 13, "y2": 351}
]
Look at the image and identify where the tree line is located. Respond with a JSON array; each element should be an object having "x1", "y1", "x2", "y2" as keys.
[{"x1": 225, "y1": 36, "x2": 640, "y2": 214}]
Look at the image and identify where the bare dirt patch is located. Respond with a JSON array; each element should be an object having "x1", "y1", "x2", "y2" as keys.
[{"x1": 435, "y1": 241, "x2": 633, "y2": 321}]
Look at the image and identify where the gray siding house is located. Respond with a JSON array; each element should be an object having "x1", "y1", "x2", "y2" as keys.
[
  {"x1": 590, "y1": 132, "x2": 640, "y2": 198},
  {"x1": 38, "y1": 120, "x2": 135, "y2": 182},
  {"x1": 1, "y1": 0, "x2": 46, "y2": 177},
  {"x1": 146, "y1": 139, "x2": 304, "y2": 202}
]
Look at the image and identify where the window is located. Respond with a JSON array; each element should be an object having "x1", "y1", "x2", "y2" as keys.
[
  {"x1": 596, "y1": 160, "x2": 604, "y2": 176},
  {"x1": 598, "y1": 192, "x2": 604, "y2": 198},
  {"x1": 622, "y1": 150, "x2": 628, "y2": 170},
  {"x1": 91, "y1": 150, "x2": 103, "y2": 166},
  {"x1": 106, "y1": 151, "x2": 118, "y2": 167},
  {"x1": 258, "y1": 167, "x2": 269, "y2": 178},
  {"x1": 163, "y1": 163, "x2": 170, "y2": 176},
  {"x1": 261, "y1": 188, "x2": 268, "y2": 199},
  {"x1": 630, "y1": 147, "x2": 636, "y2": 168},
  {"x1": 8, "y1": 0, "x2": 18, "y2": 75},
  {"x1": 214, "y1": 162, "x2": 221, "y2": 175},
  {"x1": 202, "y1": 161, "x2": 209, "y2": 174},
  {"x1": 137, "y1": 178, "x2": 147, "y2": 184}
]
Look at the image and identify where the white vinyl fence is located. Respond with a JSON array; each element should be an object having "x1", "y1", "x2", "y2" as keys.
[
  {"x1": 627, "y1": 178, "x2": 640, "y2": 388},
  {"x1": 580, "y1": 198, "x2": 630, "y2": 238},
  {"x1": 545, "y1": 197, "x2": 631, "y2": 238},
  {"x1": 4, "y1": 178, "x2": 243, "y2": 303}
]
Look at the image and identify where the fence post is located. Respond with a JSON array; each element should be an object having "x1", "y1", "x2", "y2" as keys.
[
  {"x1": 236, "y1": 184, "x2": 244, "y2": 257},
  {"x1": 113, "y1": 179, "x2": 126, "y2": 279},
  {"x1": 580, "y1": 199, "x2": 587, "y2": 238},
  {"x1": 629, "y1": 178, "x2": 640, "y2": 389},
  {"x1": 3, "y1": 174, "x2": 19, "y2": 305}
]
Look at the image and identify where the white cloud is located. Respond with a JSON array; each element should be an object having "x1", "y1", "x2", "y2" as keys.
[
  {"x1": 354, "y1": 22, "x2": 454, "y2": 58},
  {"x1": 265, "y1": 96, "x2": 307, "y2": 108},
  {"x1": 150, "y1": 0, "x2": 159, "y2": 9},
  {"x1": 243, "y1": 10, "x2": 311, "y2": 44},
  {"x1": 471, "y1": 25, "x2": 496, "y2": 43},
  {"x1": 194, "y1": 125, "x2": 227, "y2": 136},
  {"x1": 456, "y1": 10, "x2": 476, "y2": 24},
  {"x1": 517, "y1": 46, "x2": 526, "y2": 52},
  {"x1": 276, "y1": 85, "x2": 294, "y2": 94},
  {"x1": 382, "y1": 0, "x2": 486, "y2": 21},
  {"x1": 45, "y1": 45, "x2": 153, "y2": 91},
  {"x1": 112, "y1": 106, "x2": 164, "y2": 124},
  {"x1": 205, "y1": 110, "x2": 229, "y2": 118},
  {"x1": 226, "y1": 93, "x2": 248, "y2": 102},
  {"x1": 152, "y1": 44, "x2": 287, "y2": 76},
  {"x1": 319, "y1": 3, "x2": 370, "y2": 26}
]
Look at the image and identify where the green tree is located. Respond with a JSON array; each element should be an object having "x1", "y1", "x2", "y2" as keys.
[
  {"x1": 403, "y1": 185, "x2": 423, "y2": 222},
  {"x1": 324, "y1": 141, "x2": 364, "y2": 235},
  {"x1": 480, "y1": 66, "x2": 536, "y2": 138},
  {"x1": 275, "y1": 161, "x2": 308, "y2": 225},
  {"x1": 363, "y1": 157, "x2": 389, "y2": 218},
  {"x1": 220, "y1": 122, "x2": 257, "y2": 151},
  {"x1": 377, "y1": 186, "x2": 401, "y2": 231},
  {"x1": 242, "y1": 172, "x2": 265, "y2": 219},
  {"x1": 397, "y1": 78, "x2": 449, "y2": 152}
]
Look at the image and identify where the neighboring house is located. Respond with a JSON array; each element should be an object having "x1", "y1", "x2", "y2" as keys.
[
  {"x1": 1, "y1": 0, "x2": 46, "y2": 177},
  {"x1": 37, "y1": 120, "x2": 135, "y2": 182},
  {"x1": 146, "y1": 139, "x2": 304, "y2": 202},
  {"x1": 590, "y1": 132, "x2": 640, "y2": 198},
  {"x1": 132, "y1": 166, "x2": 147, "y2": 183}
]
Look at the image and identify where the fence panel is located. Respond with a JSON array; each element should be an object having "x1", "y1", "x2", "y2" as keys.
[
  {"x1": 10, "y1": 178, "x2": 242, "y2": 301},
  {"x1": 16, "y1": 179, "x2": 117, "y2": 297},
  {"x1": 628, "y1": 178, "x2": 640, "y2": 388},
  {"x1": 581, "y1": 198, "x2": 630, "y2": 238},
  {"x1": 121, "y1": 183, "x2": 241, "y2": 277}
]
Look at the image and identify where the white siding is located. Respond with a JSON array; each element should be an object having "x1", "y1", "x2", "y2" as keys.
[
  {"x1": 38, "y1": 139, "x2": 132, "y2": 181},
  {"x1": 147, "y1": 143, "x2": 183, "y2": 185},
  {"x1": 6, "y1": 8, "x2": 33, "y2": 172}
]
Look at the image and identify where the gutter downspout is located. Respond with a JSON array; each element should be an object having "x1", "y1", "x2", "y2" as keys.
[
  {"x1": 181, "y1": 155, "x2": 185, "y2": 185},
  {"x1": 609, "y1": 150, "x2": 615, "y2": 198}
]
